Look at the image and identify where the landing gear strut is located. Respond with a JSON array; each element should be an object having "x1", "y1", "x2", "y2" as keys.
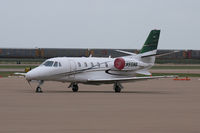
[
  {"x1": 113, "y1": 82, "x2": 123, "y2": 93},
  {"x1": 36, "y1": 80, "x2": 44, "y2": 93},
  {"x1": 68, "y1": 83, "x2": 79, "y2": 92}
]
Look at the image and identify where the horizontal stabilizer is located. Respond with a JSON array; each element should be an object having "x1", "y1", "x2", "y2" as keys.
[
  {"x1": 141, "y1": 51, "x2": 180, "y2": 58},
  {"x1": 115, "y1": 50, "x2": 137, "y2": 56},
  {"x1": 156, "y1": 51, "x2": 180, "y2": 57}
]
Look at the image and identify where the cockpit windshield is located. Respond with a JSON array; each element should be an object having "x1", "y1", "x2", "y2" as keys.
[
  {"x1": 42, "y1": 61, "x2": 62, "y2": 67},
  {"x1": 43, "y1": 61, "x2": 54, "y2": 67}
]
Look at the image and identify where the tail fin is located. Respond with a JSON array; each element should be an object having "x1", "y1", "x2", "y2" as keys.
[
  {"x1": 140, "y1": 30, "x2": 160, "y2": 54},
  {"x1": 139, "y1": 30, "x2": 161, "y2": 64}
]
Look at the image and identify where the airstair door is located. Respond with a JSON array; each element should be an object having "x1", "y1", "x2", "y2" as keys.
[{"x1": 68, "y1": 60, "x2": 76, "y2": 81}]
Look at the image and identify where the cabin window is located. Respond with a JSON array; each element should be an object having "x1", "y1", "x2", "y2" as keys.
[
  {"x1": 53, "y1": 62, "x2": 58, "y2": 67},
  {"x1": 91, "y1": 62, "x2": 94, "y2": 67},
  {"x1": 97, "y1": 62, "x2": 100, "y2": 67},
  {"x1": 59, "y1": 62, "x2": 62, "y2": 67},
  {"x1": 78, "y1": 62, "x2": 81, "y2": 67},
  {"x1": 43, "y1": 61, "x2": 54, "y2": 67},
  {"x1": 84, "y1": 62, "x2": 87, "y2": 67},
  {"x1": 105, "y1": 62, "x2": 108, "y2": 67}
]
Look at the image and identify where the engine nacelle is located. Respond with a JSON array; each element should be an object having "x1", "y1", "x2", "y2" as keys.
[
  {"x1": 113, "y1": 57, "x2": 146, "y2": 71},
  {"x1": 114, "y1": 58, "x2": 125, "y2": 70}
]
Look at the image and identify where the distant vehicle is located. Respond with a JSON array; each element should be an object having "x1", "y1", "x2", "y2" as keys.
[{"x1": 17, "y1": 30, "x2": 174, "y2": 93}]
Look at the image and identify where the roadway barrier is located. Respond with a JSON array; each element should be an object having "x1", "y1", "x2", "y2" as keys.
[{"x1": 173, "y1": 77, "x2": 191, "y2": 81}]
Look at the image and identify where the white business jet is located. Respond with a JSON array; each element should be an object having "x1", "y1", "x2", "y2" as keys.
[{"x1": 20, "y1": 30, "x2": 174, "y2": 93}]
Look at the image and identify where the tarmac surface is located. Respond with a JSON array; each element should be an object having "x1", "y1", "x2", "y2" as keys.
[{"x1": 0, "y1": 77, "x2": 200, "y2": 133}]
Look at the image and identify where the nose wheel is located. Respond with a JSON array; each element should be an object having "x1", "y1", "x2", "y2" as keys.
[
  {"x1": 35, "y1": 80, "x2": 44, "y2": 93},
  {"x1": 36, "y1": 86, "x2": 43, "y2": 93}
]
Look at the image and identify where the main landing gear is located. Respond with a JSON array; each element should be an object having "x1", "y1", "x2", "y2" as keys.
[
  {"x1": 113, "y1": 82, "x2": 123, "y2": 93},
  {"x1": 68, "y1": 82, "x2": 122, "y2": 93},
  {"x1": 36, "y1": 80, "x2": 44, "y2": 93},
  {"x1": 68, "y1": 83, "x2": 79, "y2": 92}
]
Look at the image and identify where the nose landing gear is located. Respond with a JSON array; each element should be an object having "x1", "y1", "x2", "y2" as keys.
[{"x1": 36, "y1": 80, "x2": 44, "y2": 93}]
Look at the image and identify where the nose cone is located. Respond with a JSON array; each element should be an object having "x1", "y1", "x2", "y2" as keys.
[
  {"x1": 25, "y1": 66, "x2": 52, "y2": 80},
  {"x1": 25, "y1": 67, "x2": 43, "y2": 80},
  {"x1": 25, "y1": 71, "x2": 32, "y2": 80},
  {"x1": 25, "y1": 70, "x2": 36, "y2": 80}
]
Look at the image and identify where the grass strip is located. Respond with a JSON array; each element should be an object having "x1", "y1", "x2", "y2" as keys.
[
  {"x1": 151, "y1": 73, "x2": 200, "y2": 77},
  {"x1": 152, "y1": 66, "x2": 200, "y2": 69},
  {"x1": 0, "y1": 72, "x2": 17, "y2": 77}
]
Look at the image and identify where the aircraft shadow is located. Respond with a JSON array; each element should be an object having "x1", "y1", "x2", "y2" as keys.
[{"x1": 24, "y1": 90, "x2": 174, "y2": 94}]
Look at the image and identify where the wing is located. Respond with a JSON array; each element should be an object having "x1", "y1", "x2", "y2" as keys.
[
  {"x1": 87, "y1": 75, "x2": 175, "y2": 83},
  {"x1": 141, "y1": 51, "x2": 180, "y2": 58}
]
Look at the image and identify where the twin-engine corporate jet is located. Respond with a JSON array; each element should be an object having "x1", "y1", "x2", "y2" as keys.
[{"x1": 17, "y1": 30, "x2": 174, "y2": 93}]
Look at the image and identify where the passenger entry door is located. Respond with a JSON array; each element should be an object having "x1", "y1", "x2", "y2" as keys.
[{"x1": 68, "y1": 60, "x2": 76, "y2": 81}]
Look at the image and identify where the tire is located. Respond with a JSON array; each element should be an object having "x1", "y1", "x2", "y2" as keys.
[
  {"x1": 36, "y1": 87, "x2": 43, "y2": 93},
  {"x1": 72, "y1": 85, "x2": 79, "y2": 92},
  {"x1": 115, "y1": 86, "x2": 121, "y2": 93}
]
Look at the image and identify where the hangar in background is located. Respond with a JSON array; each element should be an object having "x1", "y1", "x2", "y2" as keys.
[{"x1": 0, "y1": 48, "x2": 200, "y2": 64}]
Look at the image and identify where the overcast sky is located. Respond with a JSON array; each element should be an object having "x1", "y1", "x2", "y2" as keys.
[{"x1": 0, "y1": 0, "x2": 199, "y2": 50}]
